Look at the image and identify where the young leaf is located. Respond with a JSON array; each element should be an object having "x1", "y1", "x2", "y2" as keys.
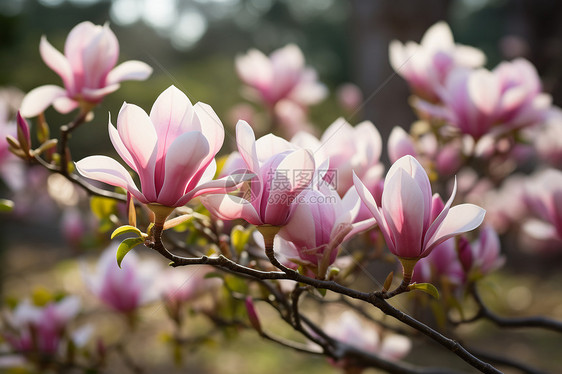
[
  {"x1": 116, "y1": 237, "x2": 145, "y2": 268},
  {"x1": 409, "y1": 282, "x2": 440, "y2": 299},
  {"x1": 0, "y1": 199, "x2": 14, "y2": 212},
  {"x1": 111, "y1": 225, "x2": 143, "y2": 240},
  {"x1": 231, "y1": 225, "x2": 252, "y2": 254}
]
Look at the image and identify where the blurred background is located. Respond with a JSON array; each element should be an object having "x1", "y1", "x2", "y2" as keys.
[{"x1": 1, "y1": 0, "x2": 562, "y2": 373}]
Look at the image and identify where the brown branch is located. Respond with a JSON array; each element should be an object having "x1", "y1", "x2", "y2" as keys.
[
  {"x1": 463, "y1": 284, "x2": 562, "y2": 334},
  {"x1": 145, "y1": 234, "x2": 501, "y2": 374}
]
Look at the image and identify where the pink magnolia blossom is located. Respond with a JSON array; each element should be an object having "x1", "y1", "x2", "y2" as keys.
[
  {"x1": 336, "y1": 83, "x2": 363, "y2": 113},
  {"x1": 353, "y1": 155, "x2": 485, "y2": 260},
  {"x1": 417, "y1": 59, "x2": 552, "y2": 139},
  {"x1": 390, "y1": 21, "x2": 485, "y2": 101},
  {"x1": 201, "y1": 120, "x2": 315, "y2": 227},
  {"x1": 324, "y1": 311, "x2": 411, "y2": 367},
  {"x1": 235, "y1": 44, "x2": 327, "y2": 109},
  {"x1": 2, "y1": 296, "x2": 82, "y2": 355},
  {"x1": 535, "y1": 112, "x2": 562, "y2": 168},
  {"x1": 388, "y1": 126, "x2": 417, "y2": 164},
  {"x1": 296, "y1": 118, "x2": 384, "y2": 195},
  {"x1": 20, "y1": 22, "x2": 152, "y2": 117},
  {"x1": 459, "y1": 225, "x2": 505, "y2": 277},
  {"x1": 76, "y1": 86, "x2": 240, "y2": 213},
  {"x1": 412, "y1": 195, "x2": 466, "y2": 286},
  {"x1": 276, "y1": 184, "x2": 375, "y2": 277},
  {"x1": 83, "y1": 245, "x2": 161, "y2": 313},
  {"x1": 522, "y1": 169, "x2": 562, "y2": 241},
  {"x1": 158, "y1": 266, "x2": 221, "y2": 308}
]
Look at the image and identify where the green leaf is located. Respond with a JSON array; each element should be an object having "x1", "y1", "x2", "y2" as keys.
[
  {"x1": 111, "y1": 225, "x2": 143, "y2": 240},
  {"x1": 0, "y1": 199, "x2": 14, "y2": 212},
  {"x1": 231, "y1": 225, "x2": 252, "y2": 254},
  {"x1": 90, "y1": 196, "x2": 117, "y2": 220},
  {"x1": 409, "y1": 282, "x2": 440, "y2": 299},
  {"x1": 116, "y1": 237, "x2": 145, "y2": 268}
]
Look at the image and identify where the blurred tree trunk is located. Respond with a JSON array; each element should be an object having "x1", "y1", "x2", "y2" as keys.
[{"x1": 349, "y1": 0, "x2": 451, "y2": 164}]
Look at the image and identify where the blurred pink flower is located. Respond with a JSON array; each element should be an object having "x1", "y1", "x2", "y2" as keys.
[
  {"x1": 201, "y1": 120, "x2": 315, "y2": 227},
  {"x1": 2, "y1": 296, "x2": 82, "y2": 355},
  {"x1": 324, "y1": 311, "x2": 411, "y2": 366},
  {"x1": 388, "y1": 126, "x2": 417, "y2": 164},
  {"x1": 307, "y1": 118, "x2": 384, "y2": 195},
  {"x1": 417, "y1": 59, "x2": 552, "y2": 139},
  {"x1": 158, "y1": 266, "x2": 221, "y2": 307},
  {"x1": 522, "y1": 169, "x2": 562, "y2": 241},
  {"x1": 235, "y1": 44, "x2": 327, "y2": 109},
  {"x1": 412, "y1": 195, "x2": 466, "y2": 286},
  {"x1": 390, "y1": 21, "x2": 485, "y2": 101},
  {"x1": 336, "y1": 83, "x2": 363, "y2": 113},
  {"x1": 76, "y1": 86, "x2": 239, "y2": 213},
  {"x1": 20, "y1": 22, "x2": 152, "y2": 117},
  {"x1": 535, "y1": 111, "x2": 562, "y2": 168},
  {"x1": 459, "y1": 225, "x2": 505, "y2": 277},
  {"x1": 277, "y1": 184, "x2": 375, "y2": 277},
  {"x1": 354, "y1": 155, "x2": 485, "y2": 260},
  {"x1": 83, "y1": 245, "x2": 161, "y2": 313}
]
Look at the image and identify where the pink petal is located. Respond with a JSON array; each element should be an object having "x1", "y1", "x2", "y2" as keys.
[
  {"x1": 178, "y1": 172, "x2": 253, "y2": 206},
  {"x1": 421, "y1": 21, "x2": 454, "y2": 50},
  {"x1": 263, "y1": 149, "x2": 315, "y2": 225},
  {"x1": 75, "y1": 155, "x2": 146, "y2": 203},
  {"x1": 117, "y1": 103, "x2": 158, "y2": 200},
  {"x1": 236, "y1": 120, "x2": 260, "y2": 173},
  {"x1": 280, "y1": 193, "x2": 317, "y2": 249},
  {"x1": 355, "y1": 121, "x2": 382, "y2": 163},
  {"x1": 108, "y1": 114, "x2": 136, "y2": 171},
  {"x1": 388, "y1": 126, "x2": 416, "y2": 164},
  {"x1": 468, "y1": 69, "x2": 500, "y2": 116},
  {"x1": 64, "y1": 21, "x2": 97, "y2": 67},
  {"x1": 82, "y1": 84, "x2": 120, "y2": 101},
  {"x1": 193, "y1": 102, "x2": 225, "y2": 161},
  {"x1": 353, "y1": 172, "x2": 394, "y2": 251},
  {"x1": 82, "y1": 24, "x2": 119, "y2": 89},
  {"x1": 345, "y1": 218, "x2": 377, "y2": 242},
  {"x1": 382, "y1": 169, "x2": 425, "y2": 258},
  {"x1": 200, "y1": 194, "x2": 262, "y2": 225},
  {"x1": 20, "y1": 85, "x2": 67, "y2": 118},
  {"x1": 424, "y1": 204, "x2": 486, "y2": 255},
  {"x1": 106, "y1": 60, "x2": 152, "y2": 85},
  {"x1": 157, "y1": 131, "x2": 210, "y2": 206},
  {"x1": 39, "y1": 37, "x2": 74, "y2": 91},
  {"x1": 386, "y1": 155, "x2": 432, "y2": 230},
  {"x1": 255, "y1": 133, "x2": 295, "y2": 162},
  {"x1": 53, "y1": 96, "x2": 79, "y2": 114},
  {"x1": 423, "y1": 180, "x2": 457, "y2": 249}
]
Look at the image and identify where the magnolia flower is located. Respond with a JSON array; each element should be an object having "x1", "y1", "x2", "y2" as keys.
[
  {"x1": 20, "y1": 21, "x2": 152, "y2": 117},
  {"x1": 276, "y1": 184, "x2": 375, "y2": 277},
  {"x1": 354, "y1": 155, "x2": 485, "y2": 263},
  {"x1": 522, "y1": 169, "x2": 562, "y2": 241},
  {"x1": 83, "y1": 245, "x2": 161, "y2": 313},
  {"x1": 388, "y1": 126, "x2": 417, "y2": 164},
  {"x1": 158, "y1": 266, "x2": 221, "y2": 307},
  {"x1": 535, "y1": 112, "x2": 562, "y2": 168},
  {"x1": 459, "y1": 225, "x2": 505, "y2": 277},
  {"x1": 76, "y1": 86, "x2": 240, "y2": 219},
  {"x1": 412, "y1": 238, "x2": 465, "y2": 286},
  {"x1": 417, "y1": 59, "x2": 552, "y2": 139},
  {"x1": 201, "y1": 120, "x2": 315, "y2": 227},
  {"x1": 324, "y1": 311, "x2": 411, "y2": 367},
  {"x1": 390, "y1": 21, "x2": 485, "y2": 101},
  {"x1": 235, "y1": 44, "x2": 327, "y2": 109},
  {"x1": 336, "y1": 83, "x2": 363, "y2": 113},
  {"x1": 2, "y1": 296, "x2": 82, "y2": 355},
  {"x1": 292, "y1": 118, "x2": 384, "y2": 196}
]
